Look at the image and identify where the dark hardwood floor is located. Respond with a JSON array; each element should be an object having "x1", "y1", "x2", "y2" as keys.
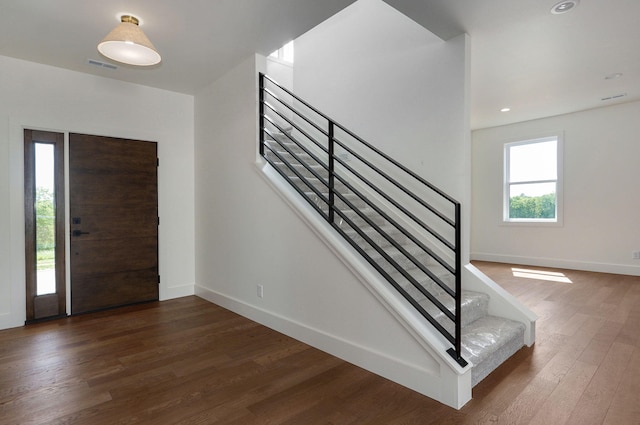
[{"x1": 1, "y1": 262, "x2": 639, "y2": 424}]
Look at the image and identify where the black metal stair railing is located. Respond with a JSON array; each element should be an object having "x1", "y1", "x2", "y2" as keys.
[{"x1": 258, "y1": 72, "x2": 467, "y2": 367}]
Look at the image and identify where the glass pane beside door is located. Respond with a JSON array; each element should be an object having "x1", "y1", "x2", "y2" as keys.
[{"x1": 35, "y1": 143, "x2": 56, "y2": 296}]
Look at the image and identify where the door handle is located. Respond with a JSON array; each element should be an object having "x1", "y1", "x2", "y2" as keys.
[{"x1": 72, "y1": 230, "x2": 90, "y2": 237}]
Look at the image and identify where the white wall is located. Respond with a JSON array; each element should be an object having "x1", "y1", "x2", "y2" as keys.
[
  {"x1": 472, "y1": 100, "x2": 640, "y2": 276},
  {"x1": 0, "y1": 55, "x2": 196, "y2": 329},
  {"x1": 292, "y1": 0, "x2": 471, "y2": 259},
  {"x1": 266, "y1": 57, "x2": 293, "y2": 91}
]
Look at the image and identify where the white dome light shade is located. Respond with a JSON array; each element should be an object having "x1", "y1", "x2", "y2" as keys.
[{"x1": 97, "y1": 15, "x2": 161, "y2": 66}]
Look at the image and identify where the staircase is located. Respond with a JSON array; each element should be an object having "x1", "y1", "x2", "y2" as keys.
[
  {"x1": 264, "y1": 131, "x2": 525, "y2": 386},
  {"x1": 258, "y1": 72, "x2": 528, "y2": 393}
]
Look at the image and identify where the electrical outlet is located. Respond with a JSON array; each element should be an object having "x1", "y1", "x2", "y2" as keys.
[
  {"x1": 257, "y1": 284, "x2": 264, "y2": 298},
  {"x1": 633, "y1": 251, "x2": 640, "y2": 260}
]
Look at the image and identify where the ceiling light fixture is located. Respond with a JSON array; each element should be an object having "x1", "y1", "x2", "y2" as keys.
[
  {"x1": 551, "y1": 0, "x2": 579, "y2": 14},
  {"x1": 97, "y1": 15, "x2": 161, "y2": 66},
  {"x1": 500, "y1": 107, "x2": 511, "y2": 112}
]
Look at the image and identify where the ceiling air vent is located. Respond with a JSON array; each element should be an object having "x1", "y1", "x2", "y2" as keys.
[
  {"x1": 601, "y1": 93, "x2": 627, "y2": 102},
  {"x1": 87, "y1": 59, "x2": 118, "y2": 70}
]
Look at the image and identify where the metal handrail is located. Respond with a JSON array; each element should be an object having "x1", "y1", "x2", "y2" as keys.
[{"x1": 258, "y1": 72, "x2": 466, "y2": 367}]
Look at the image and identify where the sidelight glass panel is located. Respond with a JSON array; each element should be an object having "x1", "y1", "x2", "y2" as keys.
[{"x1": 35, "y1": 143, "x2": 56, "y2": 295}]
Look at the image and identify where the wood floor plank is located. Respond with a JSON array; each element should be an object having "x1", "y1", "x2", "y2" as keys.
[
  {"x1": 577, "y1": 320, "x2": 623, "y2": 366},
  {"x1": 528, "y1": 360, "x2": 598, "y2": 425},
  {"x1": 566, "y1": 342, "x2": 635, "y2": 425},
  {"x1": 602, "y1": 347, "x2": 640, "y2": 425},
  {"x1": 1, "y1": 262, "x2": 639, "y2": 424},
  {"x1": 616, "y1": 307, "x2": 640, "y2": 348},
  {"x1": 536, "y1": 315, "x2": 604, "y2": 384},
  {"x1": 557, "y1": 312, "x2": 590, "y2": 336},
  {"x1": 491, "y1": 374, "x2": 557, "y2": 425}
]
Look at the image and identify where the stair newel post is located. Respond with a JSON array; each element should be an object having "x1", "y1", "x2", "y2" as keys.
[
  {"x1": 455, "y1": 203, "x2": 462, "y2": 360},
  {"x1": 258, "y1": 73, "x2": 265, "y2": 157},
  {"x1": 328, "y1": 121, "x2": 335, "y2": 223},
  {"x1": 447, "y1": 202, "x2": 467, "y2": 367}
]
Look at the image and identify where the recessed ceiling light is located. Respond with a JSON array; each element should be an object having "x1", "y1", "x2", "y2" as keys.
[
  {"x1": 500, "y1": 107, "x2": 511, "y2": 112},
  {"x1": 551, "y1": 0, "x2": 579, "y2": 14},
  {"x1": 605, "y1": 73, "x2": 623, "y2": 80}
]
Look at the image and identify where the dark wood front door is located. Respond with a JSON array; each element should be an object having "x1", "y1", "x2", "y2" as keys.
[{"x1": 69, "y1": 133, "x2": 159, "y2": 314}]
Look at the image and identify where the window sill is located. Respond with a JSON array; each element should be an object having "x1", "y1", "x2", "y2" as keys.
[{"x1": 501, "y1": 219, "x2": 563, "y2": 227}]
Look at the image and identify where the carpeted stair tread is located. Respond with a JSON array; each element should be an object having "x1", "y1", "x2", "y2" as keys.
[
  {"x1": 363, "y1": 246, "x2": 453, "y2": 287},
  {"x1": 388, "y1": 260, "x2": 452, "y2": 282},
  {"x1": 392, "y1": 269, "x2": 454, "y2": 298},
  {"x1": 340, "y1": 222, "x2": 409, "y2": 247},
  {"x1": 336, "y1": 207, "x2": 389, "y2": 227},
  {"x1": 288, "y1": 176, "x2": 349, "y2": 194},
  {"x1": 461, "y1": 315, "x2": 526, "y2": 386},
  {"x1": 431, "y1": 290, "x2": 489, "y2": 328},
  {"x1": 266, "y1": 149, "x2": 316, "y2": 165},
  {"x1": 264, "y1": 136, "x2": 326, "y2": 163},
  {"x1": 360, "y1": 237, "x2": 448, "y2": 265},
  {"x1": 264, "y1": 138, "x2": 314, "y2": 156},
  {"x1": 270, "y1": 161, "x2": 328, "y2": 180},
  {"x1": 264, "y1": 131, "x2": 296, "y2": 145},
  {"x1": 399, "y1": 287, "x2": 489, "y2": 330},
  {"x1": 305, "y1": 190, "x2": 367, "y2": 211}
]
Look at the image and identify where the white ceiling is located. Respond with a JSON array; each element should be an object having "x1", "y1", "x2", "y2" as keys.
[{"x1": 1, "y1": 0, "x2": 638, "y2": 129}]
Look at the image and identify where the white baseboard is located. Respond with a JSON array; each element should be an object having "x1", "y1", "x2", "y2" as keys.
[
  {"x1": 161, "y1": 283, "x2": 195, "y2": 301},
  {"x1": 471, "y1": 253, "x2": 640, "y2": 277},
  {"x1": 0, "y1": 312, "x2": 24, "y2": 330},
  {"x1": 194, "y1": 283, "x2": 471, "y2": 409}
]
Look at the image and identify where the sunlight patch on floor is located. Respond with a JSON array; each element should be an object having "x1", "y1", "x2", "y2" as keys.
[{"x1": 511, "y1": 267, "x2": 573, "y2": 283}]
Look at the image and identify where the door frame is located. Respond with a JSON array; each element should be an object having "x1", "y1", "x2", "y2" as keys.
[{"x1": 18, "y1": 126, "x2": 162, "y2": 325}]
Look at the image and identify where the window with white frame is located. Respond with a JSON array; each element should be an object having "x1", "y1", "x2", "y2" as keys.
[{"x1": 504, "y1": 135, "x2": 562, "y2": 223}]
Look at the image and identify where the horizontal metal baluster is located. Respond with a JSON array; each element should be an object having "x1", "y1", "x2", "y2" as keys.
[{"x1": 259, "y1": 73, "x2": 465, "y2": 366}]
